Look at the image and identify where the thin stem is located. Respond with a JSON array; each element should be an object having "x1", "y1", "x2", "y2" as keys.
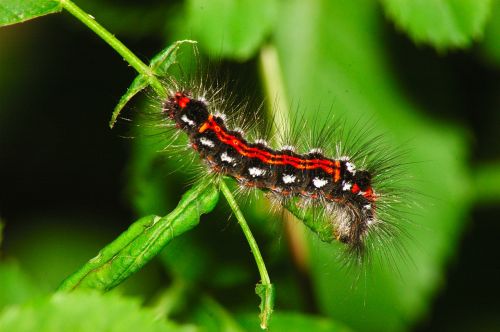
[
  {"x1": 60, "y1": 0, "x2": 271, "y2": 288},
  {"x1": 56, "y1": 1, "x2": 272, "y2": 326},
  {"x1": 258, "y1": 44, "x2": 290, "y2": 136},
  {"x1": 219, "y1": 180, "x2": 271, "y2": 285},
  {"x1": 59, "y1": 0, "x2": 164, "y2": 95},
  {"x1": 259, "y1": 45, "x2": 311, "y2": 272}
]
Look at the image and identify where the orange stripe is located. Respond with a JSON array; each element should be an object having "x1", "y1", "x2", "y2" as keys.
[
  {"x1": 200, "y1": 117, "x2": 343, "y2": 181},
  {"x1": 198, "y1": 115, "x2": 213, "y2": 133}
]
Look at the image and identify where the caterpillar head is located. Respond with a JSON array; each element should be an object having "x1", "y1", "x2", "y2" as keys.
[
  {"x1": 163, "y1": 91, "x2": 210, "y2": 132},
  {"x1": 163, "y1": 91, "x2": 191, "y2": 118}
]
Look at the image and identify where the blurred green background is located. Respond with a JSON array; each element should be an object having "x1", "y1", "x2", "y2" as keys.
[{"x1": 0, "y1": 0, "x2": 499, "y2": 331}]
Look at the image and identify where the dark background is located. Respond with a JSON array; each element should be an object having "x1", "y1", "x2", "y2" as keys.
[{"x1": 1, "y1": 1, "x2": 499, "y2": 331}]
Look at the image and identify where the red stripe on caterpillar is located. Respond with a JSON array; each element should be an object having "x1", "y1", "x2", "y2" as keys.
[{"x1": 163, "y1": 91, "x2": 380, "y2": 252}]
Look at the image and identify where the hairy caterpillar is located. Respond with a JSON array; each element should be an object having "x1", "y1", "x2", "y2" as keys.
[{"x1": 155, "y1": 75, "x2": 407, "y2": 261}]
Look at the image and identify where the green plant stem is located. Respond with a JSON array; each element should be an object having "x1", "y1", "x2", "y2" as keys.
[
  {"x1": 60, "y1": 0, "x2": 273, "y2": 285},
  {"x1": 219, "y1": 180, "x2": 271, "y2": 285},
  {"x1": 59, "y1": 0, "x2": 164, "y2": 95},
  {"x1": 58, "y1": 0, "x2": 273, "y2": 324},
  {"x1": 259, "y1": 45, "x2": 312, "y2": 271},
  {"x1": 61, "y1": 0, "x2": 271, "y2": 285},
  {"x1": 220, "y1": 180, "x2": 273, "y2": 329},
  {"x1": 258, "y1": 44, "x2": 290, "y2": 133}
]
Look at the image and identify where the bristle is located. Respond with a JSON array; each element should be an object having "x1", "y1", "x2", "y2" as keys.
[{"x1": 131, "y1": 67, "x2": 410, "y2": 267}]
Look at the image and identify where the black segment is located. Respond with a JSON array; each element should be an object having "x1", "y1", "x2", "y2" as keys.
[{"x1": 166, "y1": 92, "x2": 376, "y2": 249}]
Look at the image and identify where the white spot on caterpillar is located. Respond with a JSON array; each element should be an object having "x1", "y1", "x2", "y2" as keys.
[
  {"x1": 199, "y1": 137, "x2": 215, "y2": 148},
  {"x1": 181, "y1": 115, "x2": 195, "y2": 126},
  {"x1": 214, "y1": 111, "x2": 226, "y2": 121},
  {"x1": 363, "y1": 204, "x2": 372, "y2": 210},
  {"x1": 234, "y1": 127, "x2": 245, "y2": 135},
  {"x1": 313, "y1": 177, "x2": 328, "y2": 188},
  {"x1": 220, "y1": 152, "x2": 233, "y2": 163},
  {"x1": 345, "y1": 161, "x2": 356, "y2": 175},
  {"x1": 282, "y1": 174, "x2": 296, "y2": 184},
  {"x1": 255, "y1": 138, "x2": 268, "y2": 146},
  {"x1": 340, "y1": 156, "x2": 350, "y2": 161},
  {"x1": 248, "y1": 167, "x2": 265, "y2": 177},
  {"x1": 281, "y1": 145, "x2": 295, "y2": 152},
  {"x1": 309, "y1": 148, "x2": 323, "y2": 154},
  {"x1": 342, "y1": 181, "x2": 352, "y2": 191}
]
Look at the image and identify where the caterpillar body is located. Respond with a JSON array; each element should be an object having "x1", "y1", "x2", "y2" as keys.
[{"x1": 162, "y1": 90, "x2": 391, "y2": 257}]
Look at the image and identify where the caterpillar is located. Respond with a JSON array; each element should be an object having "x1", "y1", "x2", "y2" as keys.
[{"x1": 159, "y1": 85, "x2": 403, "y2": 259}]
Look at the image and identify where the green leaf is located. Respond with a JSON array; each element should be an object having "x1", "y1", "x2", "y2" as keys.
[
  {"x1": 255, "y1": 283, "x2": 275, "y2": 330},
  {"x1": 0, "y1": 0, "x2": 62, "y2": 27},
  {"x1": 58, "y1": 179, "x2": 219, "y2": 292},
  {"x1": 0, "y1": 291, "x2": 190, "y2": 332},
  {"x1": 380, "y1": 0, "x2": 493, "y2": 49},
  {"x1": 481, "y1": 0, "x2": 500, "y2": 65},
  {"x1": 109, "y1": 40, "x2": 197, "y2": 128},
  {"x1": 193, "y1": 296, "x2": 245, "y2": 332},
  {"x1": 237, "y1": 312, "x2": 352, "y2": 332},
  {"x1": 274, "y1": 0, "x2": 472, "y2": 330},
  {"x1": 0, "y1": 261, "x2": 43, "y2": 309},
  {"x1": 109, "y1": 75, "x2": 150, "y2": 128},
  {"x1": 149, "y1": 39, "x2": 197, "y2": 76},
  {"x1": 186, "y1": 0, "x2": 278, "y2": 59},
  {"x1": 284, "y1": 198, "x2": 335, "y2": 243},
  {"x1": 158, "y1": 235, "x2": 214, "y2": 283}
]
